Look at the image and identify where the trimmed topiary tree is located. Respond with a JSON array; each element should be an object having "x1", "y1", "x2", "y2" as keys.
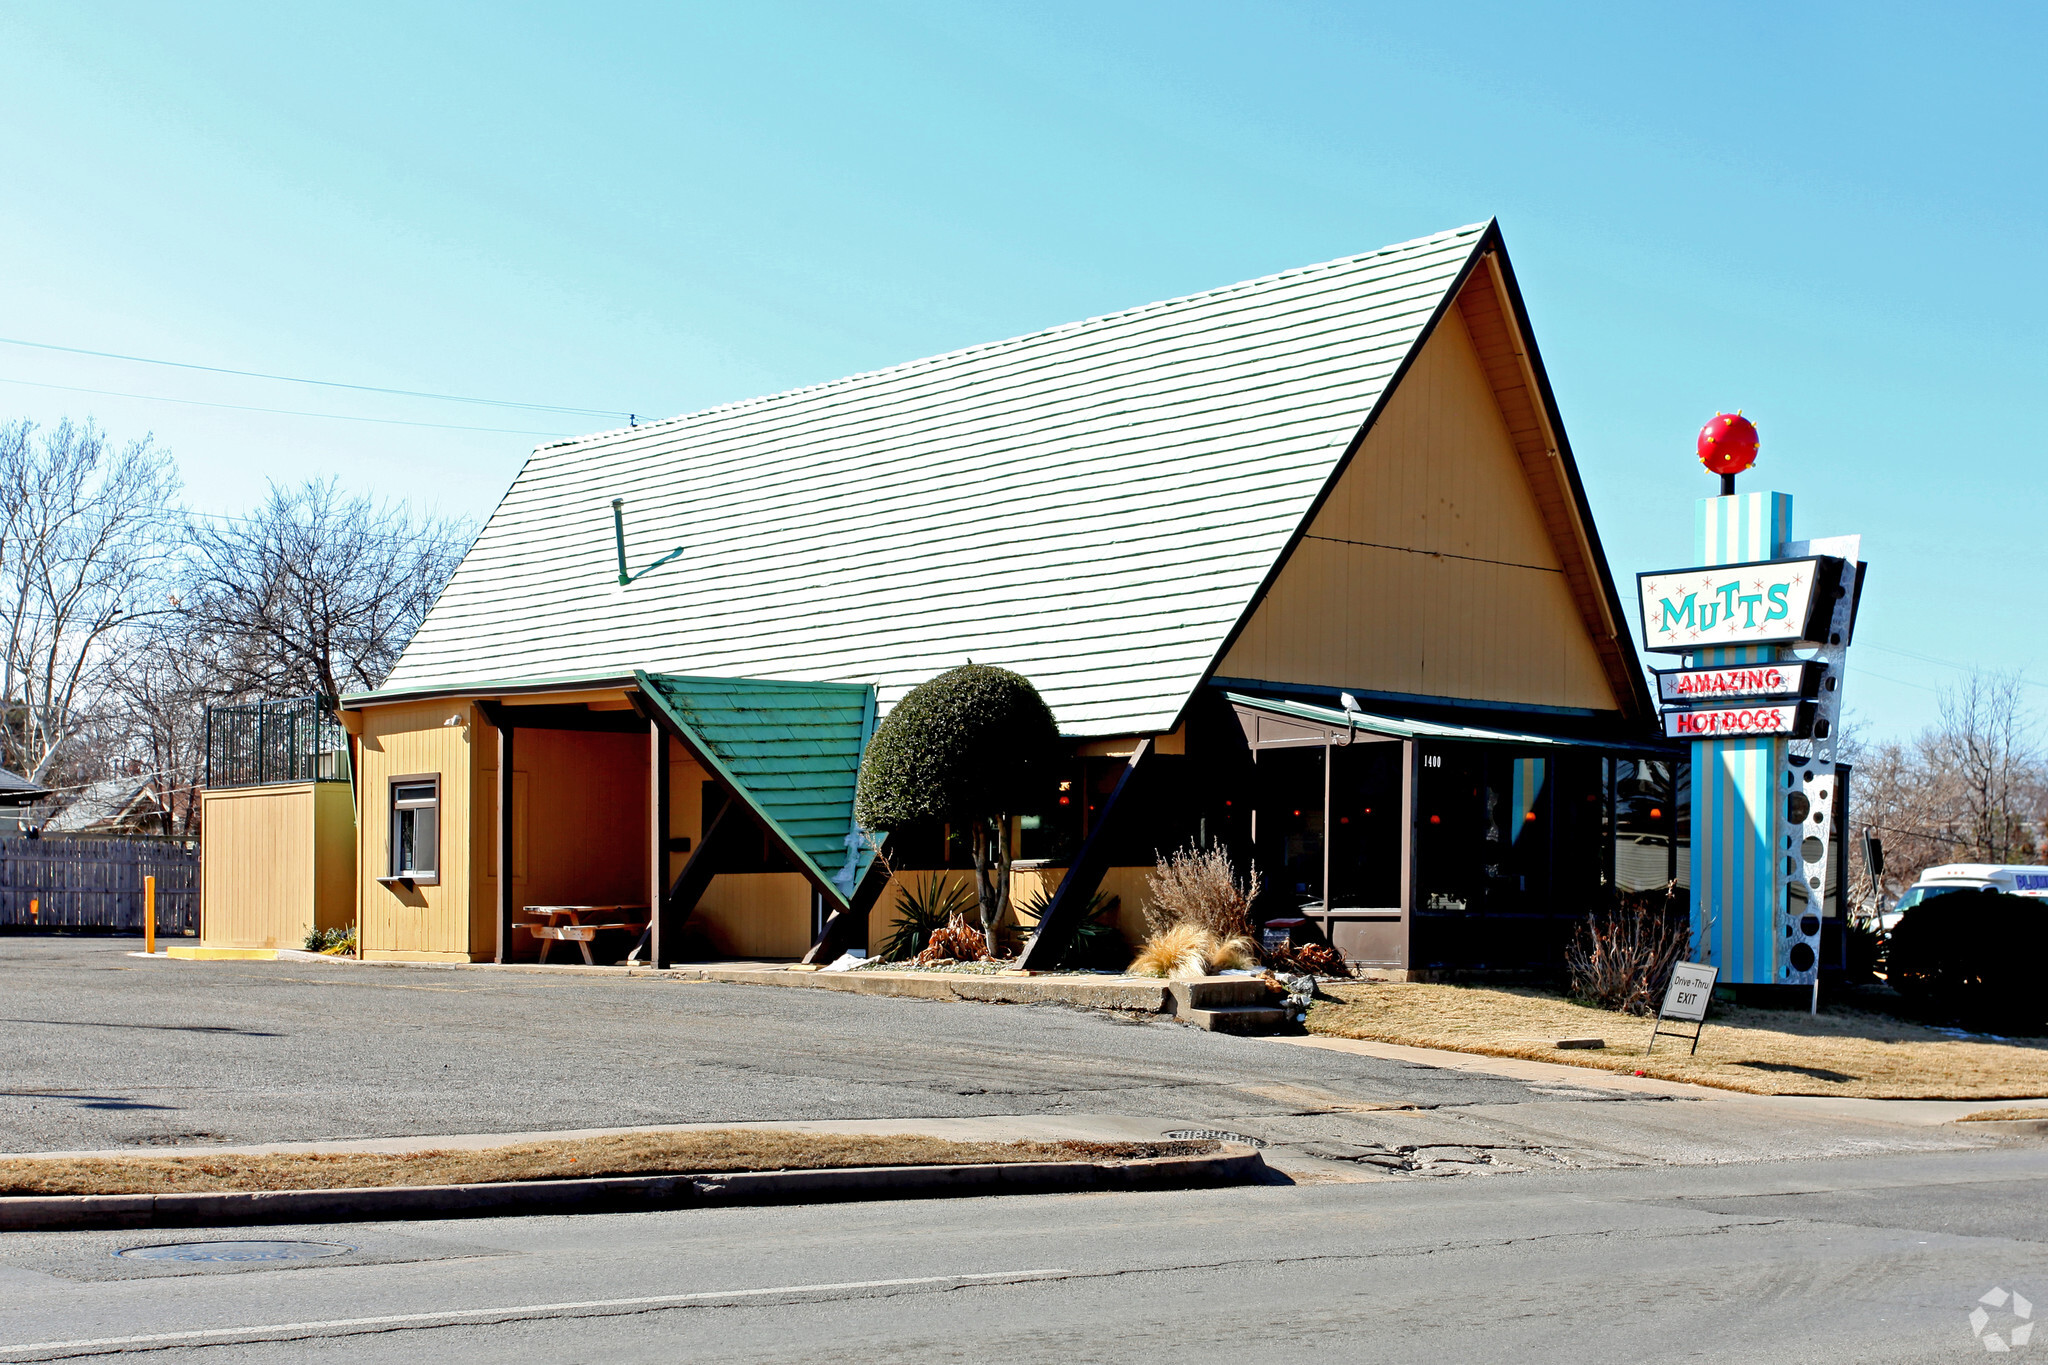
[{"x1": 855, "y1": 664, "x2": 1062, "y2": 950}]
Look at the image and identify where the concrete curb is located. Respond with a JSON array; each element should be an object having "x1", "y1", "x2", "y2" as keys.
[
  {"x1": 670, "y1": 964, "x2": 1172, "y2": 1012},
  {"x1": 0, "y1": 1148, "x2": 1266, "y2": 1232}
]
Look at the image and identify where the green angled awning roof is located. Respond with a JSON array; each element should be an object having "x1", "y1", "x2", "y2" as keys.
[{"x1": 635, "y1": 671, "x2": 877, "y2": 906}]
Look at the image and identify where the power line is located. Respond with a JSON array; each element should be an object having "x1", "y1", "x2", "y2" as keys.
[
  {"x1": 0, "y1": 335, "x2": 639, "y2": 419},
  {"x1": 0, "y1": 375, "x2": 577, "y2": 438},
  {"x1": 1863, "y1": 642, "x2": 2047, "y2": 690}
]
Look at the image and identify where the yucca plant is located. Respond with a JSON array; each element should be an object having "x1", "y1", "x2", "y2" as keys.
[
  {"x1": 1013, "y1": 886, "x2": 1123, "y2": 969},
  {"x1": 879, "y1": 873, "x2": 979, "y2": 962}
]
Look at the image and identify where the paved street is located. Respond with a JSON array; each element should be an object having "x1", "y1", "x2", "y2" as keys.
[
  {"x1": 3, "y1": 937, "x2": 2045, "y2": 1361},
  {"x1": 3, "y1": 1149, "x2": 2046, "y2": 1362}
]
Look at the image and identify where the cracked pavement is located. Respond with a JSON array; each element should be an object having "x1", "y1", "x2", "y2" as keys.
[
  {"x1": 0, "y1": 938, "x2": 2014, "y2": 1180},
  {"x1": 4, "y1": 938, "x2": 2046, "y2": 1361}
]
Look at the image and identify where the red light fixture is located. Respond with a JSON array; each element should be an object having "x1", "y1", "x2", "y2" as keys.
[
  {"x1": 1698, "y1": 412, "x2": 1759, "y2": 495},
  {"x1": 1649, "y1": 807, "x2": 1663, "y2": 820},
  {"x1": 1429, "y1": 814, "x2": 1441, "y2": 825}
]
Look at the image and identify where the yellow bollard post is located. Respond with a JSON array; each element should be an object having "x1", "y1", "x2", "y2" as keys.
[
  {"x1": 145, "y1": 876, "x2": 157, "y2": 954},
  {"x1": 29, "y1": 897, "x2": 36, "y2": 925}
]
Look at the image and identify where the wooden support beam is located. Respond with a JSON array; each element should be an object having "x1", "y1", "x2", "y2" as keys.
[
  {"x1": 649, "y1": 718, "x2": 670, "y2": 966},
  {"x1": 1397, "y1": 737, "x2": 1417, "y2": 974},
  {"x1": 653, "y1": 799, "x2": 745, "y2": 968},
  {"x1": 800, "y1": 841, "x2": 895, "y2": 965},
  {"x1": 475, "y1": 700, "x2": 516, "y2": 965},
  {"x1": 1016, "y1": 738, "x2": 1154, "y2": 972}
]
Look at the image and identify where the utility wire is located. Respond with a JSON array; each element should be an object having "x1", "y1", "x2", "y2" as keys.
[
  {"x1": 0, "y1": 335, "x2": 637, "y2": 419},
  {"x1": 1862, "y1": 642, "x2": 2047, "y2": 690},
  {"x1": 0, "y1": 376, "x2": 577, "y2": 438}
]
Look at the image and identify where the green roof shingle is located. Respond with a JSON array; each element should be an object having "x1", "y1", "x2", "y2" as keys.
[{"x1": 636, "y1": 671, "x2": 877, "y2": 904}]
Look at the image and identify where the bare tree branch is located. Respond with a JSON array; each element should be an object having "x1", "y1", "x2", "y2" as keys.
[
  {"x1": 0, "y1": 418, "x2": 178, "y2": 782},
  {"x1": 173, "y1": 479, "x2": 471, "y2": 707}
]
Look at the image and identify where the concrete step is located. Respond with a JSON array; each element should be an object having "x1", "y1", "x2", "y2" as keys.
[
  {"x1": 1167, "y1": 976, "x2": 1276, "y2": 1011},
  {"x1": 1177, "y1": 1004, "x2": 1292, "y2": 1034}
]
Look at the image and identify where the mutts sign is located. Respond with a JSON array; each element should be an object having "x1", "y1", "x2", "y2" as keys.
[{"x1": 1636, "y1": 555, "x2": 1848, "y2": 653}]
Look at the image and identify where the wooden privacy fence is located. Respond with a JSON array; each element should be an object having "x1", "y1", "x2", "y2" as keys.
[{"x1": 0, "y1": 837, "x2": 200, "y2": 935}]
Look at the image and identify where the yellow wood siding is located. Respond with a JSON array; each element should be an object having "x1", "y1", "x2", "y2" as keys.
[
  {"x1": 696, "y1": 873, "x2": 810, "y2": 957},
  {"x1": 199, "y1": 782, "x2": 354, "y2": 949},
  {"x1": 1218, "y1": 302, "x2": 1618, "y2": 712},
  {"x1": 473, "y1": 726, "x2": 653, "y2": 960},
  {"x1": 356, "y1": 701, "x2": 478, "y2": 960}
]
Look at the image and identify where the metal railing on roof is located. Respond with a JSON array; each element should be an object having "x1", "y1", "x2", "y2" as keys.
[{"x1": 204, "y1": 696, "x2": 350, "y2": 789}]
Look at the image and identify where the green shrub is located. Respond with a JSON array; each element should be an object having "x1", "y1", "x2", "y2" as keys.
[
  {"x1": 855, "y1": 664, "x2": 1061, "y2": 830},
  {"x1": 855, "y1": 664, "x2": 1062, "y2": 943},
  {"x1": 302, "y1": 926, "x2": 358, "y2": 956},
  {"x1": 1886, "y1": 889, "x2": 2048, "y2": 1035}
]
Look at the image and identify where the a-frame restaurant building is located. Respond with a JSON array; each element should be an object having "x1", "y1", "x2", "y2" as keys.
[{"x1": 331, "y1": 221, "x2": 1686, "y2": 975}]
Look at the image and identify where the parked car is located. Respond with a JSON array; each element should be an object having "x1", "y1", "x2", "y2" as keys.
[{"x1": 1878, "y1": 863, "x2": 2048, "y2": 933}]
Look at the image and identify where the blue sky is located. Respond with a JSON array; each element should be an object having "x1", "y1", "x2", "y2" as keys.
[{"x1": 1, "y1": 2, "x2": 2040, "y2": 740}]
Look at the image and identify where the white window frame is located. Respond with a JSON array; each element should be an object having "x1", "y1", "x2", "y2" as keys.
[{"x1": 384, "y1": 773, "x2": 441, "y2": 886}]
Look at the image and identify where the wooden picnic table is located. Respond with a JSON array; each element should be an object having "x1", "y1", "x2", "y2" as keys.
[{"x1": 515, "y1": 904, "x2": 650, "y2": 966}]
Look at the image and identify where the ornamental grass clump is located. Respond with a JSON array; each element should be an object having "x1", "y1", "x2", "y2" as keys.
[
  {"x1": 1128, "y1": 922, "x2": 1258, "y2": 979},
  {"x1": 1144, "y1": 842, "x2": 1260, "y2": 941},
  {"x1": 1128, "y1": 843, "x2": 1262, "y2": 978}
]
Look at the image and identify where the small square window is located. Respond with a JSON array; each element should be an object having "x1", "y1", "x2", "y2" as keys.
[{"x1": 388, "y1": 775, "x2": 440, "y2": 884}]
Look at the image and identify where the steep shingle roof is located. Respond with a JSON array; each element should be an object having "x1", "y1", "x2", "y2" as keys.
[{"x1": 374, "y1": 223, "x2": 1491, "y2": 736}]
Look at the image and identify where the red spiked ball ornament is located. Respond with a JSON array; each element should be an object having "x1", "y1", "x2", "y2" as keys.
[{"x1": 1697, "y1": 412, "x2": 1759, "y2": 477}]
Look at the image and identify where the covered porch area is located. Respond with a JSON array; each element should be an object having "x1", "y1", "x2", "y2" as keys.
[
  {"x1": 473, "y1": 671, "x2": 881, "y2": 968},
  {"x1": 1223, "y1": 693, "x2": 1682, "y2": 977}
]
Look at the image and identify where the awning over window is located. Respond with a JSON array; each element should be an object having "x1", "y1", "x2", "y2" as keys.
[
  {"x1": 1224, "y1": 692, "x2": 1666, "y2": 752},
  {"x1": 635, "y1": 671, "x2": 878, "y2": 906}
]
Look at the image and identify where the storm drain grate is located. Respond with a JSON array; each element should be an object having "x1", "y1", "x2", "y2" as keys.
[
  {"x1": 118, "y1": 1240, "x2": 352, "y2": 1264},
  {"x1": 1161, "y1": 1129, "x2": 1267, "y2": 1148}
]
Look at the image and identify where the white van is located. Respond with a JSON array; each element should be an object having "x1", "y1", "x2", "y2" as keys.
[{"x1": 1879, "y1": 863, "x2": 2048, "y2": 932}]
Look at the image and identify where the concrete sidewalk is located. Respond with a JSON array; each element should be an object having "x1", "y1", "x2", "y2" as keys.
[
  {"x1": 1274, "y1": 1033, "x2": 2048, "y2": 1126},
  {"x1": 1, "y1": 1114, "x2": 1192, "y2": 1164}
]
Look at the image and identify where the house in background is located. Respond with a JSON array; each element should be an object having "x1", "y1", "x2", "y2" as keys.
[
  {"x1": 202, "y1": 221, "x2": 1699, "y2": 973},
  {"x1": 39, "y1": 765, "x2": 173, "y2": 838},
  {"x1": 0, "y1": 767, "x2": 50, "y2": 836}
]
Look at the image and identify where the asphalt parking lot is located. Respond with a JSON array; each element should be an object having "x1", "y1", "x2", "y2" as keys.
[
  {"x1": 3, "y1": 936, "x2": 1554, "y2": 1153},
  {"x1": 0, "y1": 936, "x2": 2011, "y2": 1178}
]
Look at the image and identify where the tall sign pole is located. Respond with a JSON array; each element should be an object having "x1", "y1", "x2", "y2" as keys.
[{"x1": 1636, "y1": 415, "x2": 1866, "y2": 989}]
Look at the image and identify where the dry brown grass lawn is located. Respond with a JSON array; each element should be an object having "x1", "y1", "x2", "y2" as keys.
[
  {"x1": 1310, "y1": 982, "x2": 2048, "y2": 1099},
  {"x1": 0, "y1": 1130, "x2": 1212, "y2": 1198},
  {"x1": 1959, "y1": 1107, "x2": 2048, "y2": 1122}
]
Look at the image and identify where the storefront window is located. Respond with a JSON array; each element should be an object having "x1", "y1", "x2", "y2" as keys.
[
  {"x1": 1614, "y1": 758, "x2": 1677, "y2": 892},
  {"x1": 1327, "y1": 741, "x2": 1403, "y2": 909},
  {"x1": 1255, "y1": 746, "x2": 1325, "y2": 911}
]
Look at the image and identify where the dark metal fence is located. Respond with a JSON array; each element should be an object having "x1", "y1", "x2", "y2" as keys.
[
  {"x1": 0, "y1": 836, "x2": 200, "y2": 934},
  {"x1": 205, "y1": 696, "x2": 350, "y2": 788}
]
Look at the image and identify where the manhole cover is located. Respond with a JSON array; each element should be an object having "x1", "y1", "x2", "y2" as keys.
[
  {"x1": 1161, "y1": 1129, "x2": 1267, "y2": 1148},
  {"x1": 118, "y1": 1240, "x2": 352, "y2": 1264}
]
